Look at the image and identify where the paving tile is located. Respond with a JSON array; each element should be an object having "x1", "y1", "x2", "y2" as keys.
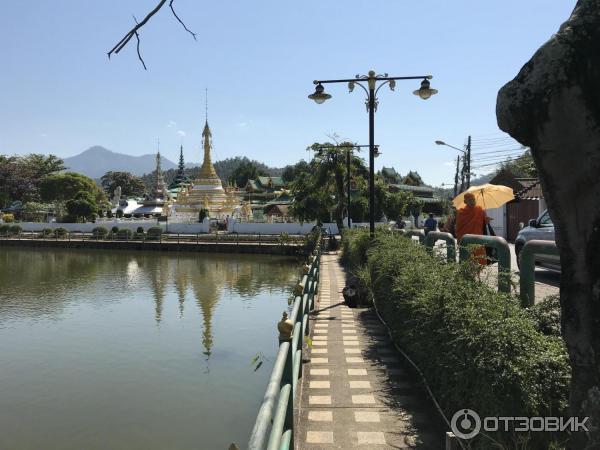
[
  {"x1": 310, "y1": 380, "x2": 331, "y2": 389},
  {"x1": 311, "y1": 357, "x2": 329, "y2": 364},
  {"x1": 346, "y1": 357, "x2": 364, "y2": 363},
  {"x1": 348, "y1": 368, "x2": 368, "y2": 376},
  {"x1": 308, "y1": 410, "x2": 333, "y2": 422},
  {"x1": 354, "y1": 411, "x2": 380, "y2": 423},
  {"x1": 349, "y1": 380, "x2": 371, "y2": 389},
  {"x1": 309, "y1": 395, "x2": 332, "y2": 405},
  {"x1": 352, "y1": 394, "x2": 376, "y2": 404},
  {"x1": 306, "y1": 431, "x2": 334, "y2": 444},
  {"x1": 356, "y1": 431, "x2": 386, "y2": 445},
  {"x1": 311, "y1": 348, "x2": 327, "y2": 354},
  {"x1": 310, "y1": 368, "x2": 329, "y2": 376}
]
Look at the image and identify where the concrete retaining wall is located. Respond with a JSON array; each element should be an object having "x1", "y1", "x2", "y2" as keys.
[{"x1": 11, "y1": 221, "x2": 210, "y2": 234}]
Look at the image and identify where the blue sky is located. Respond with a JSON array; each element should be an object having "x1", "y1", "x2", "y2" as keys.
[{"x1": 0, "y1": 0, "x2": 575, "y2": 185}]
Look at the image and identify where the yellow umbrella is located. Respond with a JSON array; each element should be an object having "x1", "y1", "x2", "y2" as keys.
[{"x1": 452, "y1": 183, "x2": 514, "y2": 209}]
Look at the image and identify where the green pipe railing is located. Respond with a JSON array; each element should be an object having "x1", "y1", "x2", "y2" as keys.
[
  {"x1": 404, "y1": 229, "x2": 425, "y2": 244},
  {"x1": 459, "y1": 234, "x2": 512, "y2": 293},
  {"x1": 424, "y1": 231, "x2": 456, "y2": 263},
  {"x1": 519, "y1": 240, "x2": 560, "y2": 307},
  {"x1": 246, "y1": 234, "x2": 322, "y2": 450}
]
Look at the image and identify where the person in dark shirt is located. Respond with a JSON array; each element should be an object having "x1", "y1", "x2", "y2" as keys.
[{"x1": 424, "y1": 213, "x2": 438, "y2": 235}]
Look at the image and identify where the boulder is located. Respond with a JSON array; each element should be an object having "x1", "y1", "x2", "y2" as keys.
[{"x1": 496, "y1": 1, "x2": 600, "y2": 445}]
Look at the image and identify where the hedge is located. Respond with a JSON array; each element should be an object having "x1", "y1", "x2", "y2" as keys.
[
  {"x1": 146, "y1": 227, "x2": 163, "y2": 240},
  {"x1": 9, "y1": 225, "x2": 22, "y2": 235},
  {"x1": 342, "y1": 229, "x2": 570, "y2": 448},
  {"x1": 0, "y1": 224, "x2": 10, "y2": 234},
  {"x1": 54, "y1": 227, "x2": 68, "y2": 238},
  {"x1": 116, "y1": 229, "x2": 133, "y2": 240},
  {"x1": 92, "y1": 226, "x2": 109, "y2": 238}
]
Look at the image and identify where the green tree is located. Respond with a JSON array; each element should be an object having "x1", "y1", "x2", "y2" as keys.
[
  {"x1": 281, "y1": 160, "x2": 310, "y2": 183},
  {"x1": 40, "y1": 172, "x2": 101, "y2": 203},
  {"x1": 0, "y1": 154, "x2": 65, "y2": 206},
  {"x1": 65, "y1": 191, "x2": 98, "y2": 222},
  {"x1": 228, "y1": 161, "x2": 267, "y2": 188},
  {"x1": 289, "y1": 142, "x2": 368, "y2": 228},
  {"x1": 100, "y1": 171, "x2": 146, "y2": 197},
  {"x1": 499, "y1": 149, "x2": 537, "y2": 177}
]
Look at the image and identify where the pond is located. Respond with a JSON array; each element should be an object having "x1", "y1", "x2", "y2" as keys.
[{"x1": 0, "y1": 248, "x2": 299, "y2": 450}]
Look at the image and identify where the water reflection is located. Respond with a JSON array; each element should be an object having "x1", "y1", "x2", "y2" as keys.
[
  {"x1": 0, "y1": 249, "x2": 300, "y2": 358},
  {"x1": 0, "y1": 248, "x2": 299, "y2": 450}
]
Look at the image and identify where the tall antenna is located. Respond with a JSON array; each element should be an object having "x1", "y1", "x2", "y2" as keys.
[{"x1": 157, "y1": 137, "x2": 160, "y2": 154}]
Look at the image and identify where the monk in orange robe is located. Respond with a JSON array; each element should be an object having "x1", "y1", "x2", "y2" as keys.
[{"x1": 456, "y1": 192, "x2": 490, "y2": 266}]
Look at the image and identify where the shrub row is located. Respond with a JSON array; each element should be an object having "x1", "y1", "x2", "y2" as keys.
[{"x1": 341, "y1": 229, "x2": 570, "y2": 448}]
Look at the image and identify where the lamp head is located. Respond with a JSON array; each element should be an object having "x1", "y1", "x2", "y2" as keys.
[
  {"x1": 435, "y1": 140, "x2": 446, "y2": 146},
  {"x1": 413, "y1": 78, "x2": 438, "y2": 100},
  {"x1": 308, "y1": 83, "x2": 331, "y2": 104}
]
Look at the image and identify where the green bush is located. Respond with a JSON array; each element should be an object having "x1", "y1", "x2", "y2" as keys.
[
  {"x1": 92, "y1": 226, "x2": 109, "y2": 238},
  {"x1": 111, "y1": 226, "x2": 119, "y2": 234},
  {"x1": 116, "y1": 229, "x2": 133, "y2": 240},
  {"x1": 43, "y1": 228, "x2": 53, "y2": 236},
  {"x1": 136, "y1": 226, "x2": 145, "y2": 234},
  {"x1": 53, "y1": 227, "x2": 68, "y2": 238},
  {"x1": 340, "y1": 228, "x2": 372, "y2": 269},
  {"x1": 146, "y1": 227, "x2": 163, "y2": 240},
  {"x1": 0, "y1": 224, "x2": 10, "y2": 234},
  {"x1": 343, "y1": 229, "x2": 570, "y2": 448},
  {"x1": 9, "y1": 225, "x2": 22, "y2": 235}
]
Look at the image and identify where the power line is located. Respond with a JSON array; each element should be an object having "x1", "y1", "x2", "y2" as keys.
[{"x1": 472, "y1": 147, "x2": 527, "y2": 156}]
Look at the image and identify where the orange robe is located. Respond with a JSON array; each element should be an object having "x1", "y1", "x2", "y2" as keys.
[{"x1": 456, "y1": 205, "x2": 486, "y2": 265}]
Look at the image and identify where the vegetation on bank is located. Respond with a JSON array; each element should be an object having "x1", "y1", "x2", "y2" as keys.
[{"x1": 341, "y1": 229, "x2": 570, "y2": 448}]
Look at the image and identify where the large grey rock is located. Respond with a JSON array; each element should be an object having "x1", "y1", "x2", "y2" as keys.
[{"x1": 497, "y1": 1, "x2": 600, "y2": 446}]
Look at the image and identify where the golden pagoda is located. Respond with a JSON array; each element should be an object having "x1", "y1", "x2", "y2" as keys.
[{"x1": 172, "y1": 120, "x2": 240, "y2": 220}]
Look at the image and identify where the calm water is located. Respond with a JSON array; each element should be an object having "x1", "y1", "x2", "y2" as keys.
[{"x1": 0, "y1": 248, "x2": 299, "y2": 450}]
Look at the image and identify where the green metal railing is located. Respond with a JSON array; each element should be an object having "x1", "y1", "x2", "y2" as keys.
[
  {"x1": 424, "y1": 231, "x2": 456, "y2": 262},
  {"x1": 459, "y1": 234, "x2": 512, "y2": 293},
  {"x1": 246, "y1": 234, "x2": 322, "y2": 450},
  {"x1": 404, "y1": 229, "x2": 425, "y2": 244},
  {"x1": 519, "y1": 240, "x2": 559, "y2": 307}
]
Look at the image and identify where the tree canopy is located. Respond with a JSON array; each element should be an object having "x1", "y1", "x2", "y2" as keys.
[
  {"x1": 100, "y1": 171, "x2": 146, "y2": 197},
  {"x1": 40, "y1": 172, "x2": 102, "y2": 204},
  {"x1": 228, "y1": 161, "x2": 267, "y2": 188},
  {"x1": 0, "y1": 154, "x2": 65, "y2": 207}
]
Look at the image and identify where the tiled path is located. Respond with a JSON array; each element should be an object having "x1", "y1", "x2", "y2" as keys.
[{"x1": 296, "y1": 253, "x2": 444, "y2": 449}]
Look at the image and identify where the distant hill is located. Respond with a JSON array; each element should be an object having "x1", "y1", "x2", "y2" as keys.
[{"x1": 63, "y1": 146, "x2": 177, "y2": 178}]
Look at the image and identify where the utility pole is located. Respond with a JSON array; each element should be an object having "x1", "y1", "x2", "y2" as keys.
[
  {"x1": 466, "y1": 135, "x2": 472, "y2": 189},
  {"x1": 453, "y1": 155, "x2": 460, "y2": 197},
  {"x1": 459, "y1": 154, "x2": 465, "y2": 194}
]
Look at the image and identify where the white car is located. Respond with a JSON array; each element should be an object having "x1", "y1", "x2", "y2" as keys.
[{"x1": 514, "y1": 209, "x2": 560, "y2": 271}]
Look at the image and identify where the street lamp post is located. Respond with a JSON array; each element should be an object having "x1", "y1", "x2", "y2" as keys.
[
  {"x1": 435, "y1": 137, "x2": 472, "y2": 190},
  {"x1": 309, "y1": 70, "x2": 437, "y2": 236},
  {"x1": 315, "y1": 143, "x2": 377, "y2": 229}
]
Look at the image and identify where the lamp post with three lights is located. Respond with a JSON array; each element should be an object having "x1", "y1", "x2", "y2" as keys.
[{"x1": 309, "y1": 70, "x2": 437, "y2": 236}]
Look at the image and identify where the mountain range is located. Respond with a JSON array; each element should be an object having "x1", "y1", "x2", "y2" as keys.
[{"x1": 63, "y1": 146, "x2": 177, "y2": 178}]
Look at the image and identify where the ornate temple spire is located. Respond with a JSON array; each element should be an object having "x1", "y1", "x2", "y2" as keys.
[
  {"x1": 198, "y1": 119, "x2": 220, "y2": 181},
  {"x1": 178, "y1": 145, "x2": 185, "y2": 172},
  {"x1": 154, "y1": 150, "x2": 167, "y2": 196}
]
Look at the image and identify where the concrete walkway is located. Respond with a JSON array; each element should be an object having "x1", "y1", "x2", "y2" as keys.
[{"x1": 296, "y1": 253, "x2": 444, "y2": 449}]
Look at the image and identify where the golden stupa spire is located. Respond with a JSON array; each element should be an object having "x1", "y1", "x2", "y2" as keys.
[{"x1": 198, "y1": 90, "x2": 220, "y2": 181}]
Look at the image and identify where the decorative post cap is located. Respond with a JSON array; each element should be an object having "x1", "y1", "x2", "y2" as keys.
[
  {"x1": 277, "y1": 311, "x2": 293, "y2": 341},
  {"x1": 302, "y1": 264, "x2": 310, "y2": 274},
  {"x1": 293, "y1": 283, "x2": 304, "y2": 297}
]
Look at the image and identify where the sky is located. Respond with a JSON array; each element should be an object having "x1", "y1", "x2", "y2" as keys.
[{"x1": 0, "y1": 0, "x2": 576, "y2": 186}]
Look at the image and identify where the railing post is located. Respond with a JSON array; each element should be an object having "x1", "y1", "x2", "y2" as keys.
[
  {"x1": 459, "y1": 234, "x2": 512, "y2": 293},
  {"x1": 519, "y1": 240, "x2": 560, "y2": 307},
  {"x1": 424, "y1": 231, "x2": 456, "y2": 262}
]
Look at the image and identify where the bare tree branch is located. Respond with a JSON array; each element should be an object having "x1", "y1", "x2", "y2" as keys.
[
  {"x1": 107, "y1": 0, "x2": 197, "y2": 68},
  {"x1": 107, "y1": 0, "x2": 168, "y2": 60},
  {"x1": 169, "y1": 0, "x2": 197, "y2": 40},
  {"x1": 134, "y1": 31, "x2": 147, "y2": 70}
]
